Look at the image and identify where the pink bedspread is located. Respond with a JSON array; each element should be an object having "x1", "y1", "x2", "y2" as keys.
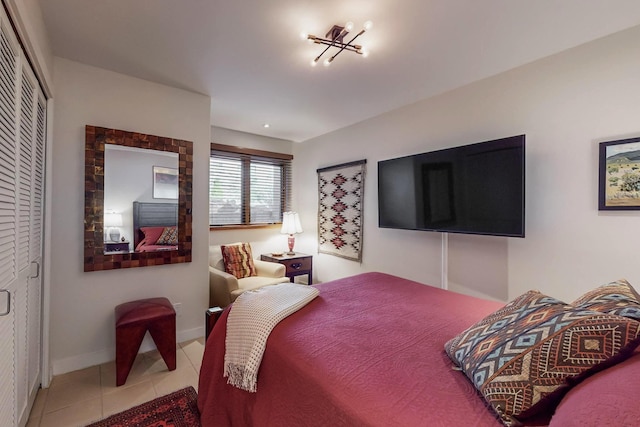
[{"x1": 198, "y1": 272, "x2": 510, "y2": 426}]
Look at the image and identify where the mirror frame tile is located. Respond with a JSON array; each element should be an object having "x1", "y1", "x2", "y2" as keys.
[{"x1": 84, "y1": 125, "x2": 193, "y2": 272}]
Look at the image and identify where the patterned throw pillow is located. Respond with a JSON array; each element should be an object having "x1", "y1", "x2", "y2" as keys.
[
  {"x1": 445, "y1": 290, "x2": 566, "y2": 367},
  {"x1": 571, "y1": 279, "x2": 640, "y2": 321},
  {"x1": 445, "y1": 291, "x2": 640, "y2": 426},
  {"x1": 155, "y1": 226, "x2": 178, "y2": 245},
  {"x1": 221, "y1": 243, "x2": 257, "y2": 279}
]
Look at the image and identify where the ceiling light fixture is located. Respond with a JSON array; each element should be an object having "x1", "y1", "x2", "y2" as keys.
[{"x1": 305, "y1": 20, "x2": 372, "y2": 67}]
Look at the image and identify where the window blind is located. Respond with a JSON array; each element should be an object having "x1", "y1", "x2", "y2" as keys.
[{"x1": 210, "y1": 146, "x2": 292, "y2": 226}]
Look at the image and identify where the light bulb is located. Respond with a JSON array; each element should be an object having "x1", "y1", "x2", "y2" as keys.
[
  {"x1": 363, "y1": 20, "x2": 373, "y2": 31},
  {"x1": 323, "y1": 58, "x2": 332, "y2": 67},
  {"x1": 344, "y1": 21, "x2": 354, "y2": 32},
  {"x1": 300, "y1": 32, "x2": 308, "y2": 40},
  {"x1": 361, "y1": 47, "x2": 370, "y2": 58},
  {"x1": 310, "y1": 58, "x2": 318, "y2": 67}
]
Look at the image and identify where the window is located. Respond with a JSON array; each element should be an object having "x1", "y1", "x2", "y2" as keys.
[{"x1": 210, "y1": 143, "x2": 293, "y2": 227}]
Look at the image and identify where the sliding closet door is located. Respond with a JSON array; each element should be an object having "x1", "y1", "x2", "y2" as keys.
[
  {"x1": 0, "y1": 11, "x2": 20, "y2": 426},
  {"x1": 16, "y1": 60, "x2": 42, "y2": 424},
  {"x1": 0, "y1": 5, "x2": 46, "y2": 426},
  {"x1": 28, "y1": 92, "x2": 45, "y2": 414}
]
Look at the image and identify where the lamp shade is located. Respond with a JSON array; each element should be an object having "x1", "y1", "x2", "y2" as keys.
[
  {"x1": 281, "y1": 212, "x2": 302, "y2": 235},
  {"x1": 104, "y1": 212, "x2": 123, "y2": 227}
]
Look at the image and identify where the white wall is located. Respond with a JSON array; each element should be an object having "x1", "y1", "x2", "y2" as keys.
[
  {"x1": 209, "y1": 127, "x2": 294, "y2": 255},
  {"x1": 212, "y1": 126, "x2": 293, "y2": 154},
  {"x1": 294, "y1": 25, "x2": 640, "y2": 303},
  {"x1": 50, "y1": 57, "x2": 211, "y2": 375}
]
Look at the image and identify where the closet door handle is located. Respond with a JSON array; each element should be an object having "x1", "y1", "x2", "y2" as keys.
[
  {"x1": 0, "y1": 289, "x2": 10, "y2": 316},
  {"x1": 30, "y1": 261, "x2": 40, "y2": 279}
]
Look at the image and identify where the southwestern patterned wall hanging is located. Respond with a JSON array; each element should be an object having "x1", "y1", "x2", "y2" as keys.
[{"x1": 317, "y1": 160, "x2": 366, "y2": 262}]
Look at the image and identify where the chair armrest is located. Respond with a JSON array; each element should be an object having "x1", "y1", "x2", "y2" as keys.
[
  {"x1": 254, "y1": 259, "x2": 286, "y2": 278},
  {"x1": 209, "y1": 266, "x2": 238, "y2": 307}
]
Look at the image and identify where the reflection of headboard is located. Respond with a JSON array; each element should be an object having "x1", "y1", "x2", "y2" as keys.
[{"x1": 132, "y1": 201, "x2": 179, "y2": 249}]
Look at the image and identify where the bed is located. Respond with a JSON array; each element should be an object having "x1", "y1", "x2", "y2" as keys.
[
  {"x1": 197, "y1": 272, "x2": 640, "y2": 426},
  {"x1": 132, "y1": 201, "x2": 178, "y2": 252}
]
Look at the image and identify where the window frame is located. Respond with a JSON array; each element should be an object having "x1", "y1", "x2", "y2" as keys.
[{"x1": 209, "y1": 143, "x2": 293, "y2": 230}]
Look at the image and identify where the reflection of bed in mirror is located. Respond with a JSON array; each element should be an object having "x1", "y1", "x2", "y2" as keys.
[{"x1": 132, "y1": 201, "x2": 179, "y2": 252}]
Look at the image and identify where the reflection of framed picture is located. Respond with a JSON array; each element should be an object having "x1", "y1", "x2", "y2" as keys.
[
  {"x1": 599, "y1": 137, "x2": 640, "y2": 210},
  {"x1": 153, "y1": 166, "x2": 178, "y2": 199}
]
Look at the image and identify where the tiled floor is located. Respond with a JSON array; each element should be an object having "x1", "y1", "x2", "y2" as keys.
[{"x1": 26, "y1": 337, "x2": 205, "y2": 427}]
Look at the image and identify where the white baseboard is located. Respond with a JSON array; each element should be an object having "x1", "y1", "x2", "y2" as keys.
[
  {"x1": 178, "y1": 326, "x2": 205, "y2": 344},
  {"x1": 51, "y1": 326, "x2": 205, "y2": 377}
]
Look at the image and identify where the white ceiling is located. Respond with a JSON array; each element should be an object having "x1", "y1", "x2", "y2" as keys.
[{"x1": 39, "y1": 0, "x2": 640, "y2": 142}]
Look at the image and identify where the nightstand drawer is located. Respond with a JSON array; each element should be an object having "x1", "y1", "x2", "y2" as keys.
[
  {"x1": 261, "y1": 253, "x2": 313, "y2": 284},
  {"x1": 280, "y1": 257, "x2": 311, "y2": 272},
  {"x1": 105, "y1": 241, "x2": 130, "y2": 252}
]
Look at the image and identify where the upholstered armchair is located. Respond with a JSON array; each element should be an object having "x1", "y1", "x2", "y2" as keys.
[{"x1": 209, "y1": 244, "x2": 289, "y2": 307}]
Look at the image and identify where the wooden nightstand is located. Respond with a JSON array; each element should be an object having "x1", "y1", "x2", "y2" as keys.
[
  {"x1": 261, "y1": 252, "x2": 313, "y2": 284},
  {"x1": 104, "y1": 241, "x2": 130, "y2": 253}
]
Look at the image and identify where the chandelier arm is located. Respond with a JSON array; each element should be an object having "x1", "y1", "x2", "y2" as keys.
[
  {"x1": 330, "y1": 29, "x2": 365, "y2": 61},
  {"x1": 313, "y1": 39, "x2": 362, "y2": 53},
  {"x1": 310, "y1": 35, "x2": 338, "y2": 62}
]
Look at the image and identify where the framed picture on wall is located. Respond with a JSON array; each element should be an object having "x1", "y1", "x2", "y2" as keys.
[
  {"x1": 153, "y1": 166, "x2": 178, "y2": 199},
  {"x1": 599, "y1": 136, "x2": 640, "y2": 210}
]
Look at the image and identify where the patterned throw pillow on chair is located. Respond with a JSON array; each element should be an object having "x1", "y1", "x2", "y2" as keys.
[
  {"x1": 445, "y1": 289, "x2": 640, "y2": 426},
  {"x1": 221, "y1": 243, "x2": 257, "y2": 279}
]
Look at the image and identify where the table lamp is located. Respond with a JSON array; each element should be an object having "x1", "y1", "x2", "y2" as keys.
[
  {"x1": 281, "y1": 211, "x2": 302, "y2": 255},
  {"x1": 104, "y1": 212, "x2": 123, "y2": 242}
]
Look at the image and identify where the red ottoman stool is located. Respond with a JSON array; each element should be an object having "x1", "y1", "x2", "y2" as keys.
[{"x1": 115, "y1": 297, "x2": 176, "y2": 386}]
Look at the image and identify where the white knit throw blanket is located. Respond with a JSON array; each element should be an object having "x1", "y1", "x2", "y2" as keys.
[{"x1": 224, "y1": 283, "x2": 319, "y2": 392}]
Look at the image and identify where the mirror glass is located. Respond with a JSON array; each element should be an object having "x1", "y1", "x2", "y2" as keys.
[
  {"x1": 84, "y1": 125, "x2": 193, "y2": 272},
  {"x1": 104, "y1": 145, "x2": 178, "y2": 253}
]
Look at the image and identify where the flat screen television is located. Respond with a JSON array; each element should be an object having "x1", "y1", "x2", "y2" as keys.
[{"x1": 378, "y1": 135, "x2": 525, "y2": 237}]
